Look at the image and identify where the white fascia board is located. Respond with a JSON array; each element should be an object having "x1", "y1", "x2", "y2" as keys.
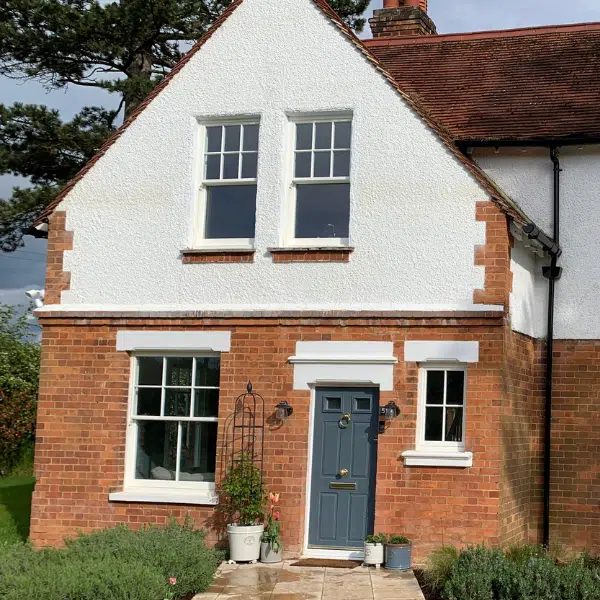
[
  {"x1": 404, "y1": 341, "x2": 479, "y2": 363},
  {"x1": 116, "y1": 330, "x2": 231, "y2": 352},
  {"x1": 290, "y1": 341, "x2": 397, "y2": 391},
  {"x1": 402, "y1": 450, "x2": 473, "y2": 468}
]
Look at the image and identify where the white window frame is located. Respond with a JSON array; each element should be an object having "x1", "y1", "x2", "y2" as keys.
[
  {"x1": 284, "y1": 112, "x2": 352, "y2": 248},
  {"x1": 416, "y1": 363, "x2": 467, "y2": 453},
  {"x1": 123, "y1": 351, "x2": 219, "y2": 495},
  {"x1": 192, "y1": 117, "x2": 260, "y2": 249}
]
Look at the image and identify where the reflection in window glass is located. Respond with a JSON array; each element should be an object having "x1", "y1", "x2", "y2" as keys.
[
  {"x1": 205, "y1": 185, "x2": 257, "y2": 239},
  {"x1": 295, "y1": 183, "x2": 350, "y2": 239},
  {"x1": 132, "y1": 356, "x2": 220, "y2": 484},
  {"x1": 423, "y1": 369, "x2": 466, "y2": 444}
]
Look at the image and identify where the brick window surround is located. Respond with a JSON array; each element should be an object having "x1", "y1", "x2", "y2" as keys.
[
  {"x1": 181, "y1": 248, "x2": 255, "y2": 263},
  {"x1": 268, "y1": 247, "x2": 354, "y2": 262}
]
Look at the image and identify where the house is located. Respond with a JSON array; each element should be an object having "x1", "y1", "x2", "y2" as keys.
[{"x1": 29, "y1": 0, "x2": 599, "y2": 560}]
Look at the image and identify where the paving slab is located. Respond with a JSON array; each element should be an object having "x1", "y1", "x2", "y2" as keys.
[{"x1": 193, "y1": 562, "x2": 425, "y2": 599}]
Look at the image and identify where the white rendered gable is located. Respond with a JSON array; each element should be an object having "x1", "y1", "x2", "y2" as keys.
[{"x1": 55, "y1": 0, "x2": 491, "y2": 312}]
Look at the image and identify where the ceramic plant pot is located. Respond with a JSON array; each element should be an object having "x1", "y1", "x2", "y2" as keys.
[
  {"x1": 385, "y1": 543, "x2": 412, "y2": 571},
  {"x1": 260, "y1": 541, "x2": 283, "y2": 563},
  {"x1": 227, "y1": 524, "x2": 265, "y2": 563},
  {"x1": 363, "y1": 542, "x2": 385, "y2": 567}
]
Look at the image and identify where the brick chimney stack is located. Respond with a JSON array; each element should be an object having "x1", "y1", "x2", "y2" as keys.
[{"x1": 370, "y1": 0, "x2": 436, "y2": 38}]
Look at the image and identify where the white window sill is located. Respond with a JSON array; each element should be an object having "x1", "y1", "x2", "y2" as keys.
[
  {"x1": 402, "y1": 450, "x2": 473, "y2": 468},
  {"x1": 108, "y1": 489, "x2": 219, "y2": 505}
]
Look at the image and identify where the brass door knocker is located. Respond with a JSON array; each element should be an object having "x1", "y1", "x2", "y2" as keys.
[{"x1": 338, "y1": 413, "x2": 351, "y2": 429}]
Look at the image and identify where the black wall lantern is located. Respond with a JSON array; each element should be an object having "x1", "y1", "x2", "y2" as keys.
[
  {"x1": 379, "y1": 401, "x2": 400, "y2": 433},
  {"x1": 275, "y1": 400, "x2": 294, "y2": 421}
]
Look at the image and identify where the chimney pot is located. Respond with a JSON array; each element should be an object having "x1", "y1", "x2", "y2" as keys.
[{"x1": 383, "y1": 0, "x2": 400, "y2": 7}]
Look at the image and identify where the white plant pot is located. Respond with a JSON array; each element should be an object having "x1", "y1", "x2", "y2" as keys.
[
  {"x1": 227, "y1": 524, "x2": 265, "y2": 563},
  {"x1": 363, "y1": 542, "x2": 385, "y2": 566}
]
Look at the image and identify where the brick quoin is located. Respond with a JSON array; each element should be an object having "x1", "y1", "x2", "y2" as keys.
[
  {"x1": 474, "y1": 201, "x2": 513, "y2": 307},
  {"x1": 44, "y1": 211, "x2": 73, "y2": 305}
]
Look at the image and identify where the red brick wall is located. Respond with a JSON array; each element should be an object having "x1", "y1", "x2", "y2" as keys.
[
  {"x1": 551, "y1": 340, "x2": 600, "y2": 551},
  {"x1": 32, "y1": 314, "x2": 507, "y2": 560},
  {"x1": 499, "y1": 327, "x2": 544, "y2": 547}
]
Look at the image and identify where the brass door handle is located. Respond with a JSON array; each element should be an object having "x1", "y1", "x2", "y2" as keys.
[{"x1": 339, "y1": 468, "x2": 349, "y2": 477}]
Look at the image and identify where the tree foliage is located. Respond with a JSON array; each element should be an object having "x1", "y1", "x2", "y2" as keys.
[
  {"x1": 0, "y1": 0, "x2": 370, "y2": 250},
  {"x1": 0, "y1": 304, "x2": 41, "y2": 475}
]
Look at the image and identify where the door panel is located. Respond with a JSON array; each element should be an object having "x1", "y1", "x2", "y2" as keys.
[{"x1": 308, "y1": 387, "x2": 379, "y2": 550}]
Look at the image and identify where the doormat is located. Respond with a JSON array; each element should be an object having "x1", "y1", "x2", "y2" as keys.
[{"x1": 290, "y1": 559, "x2": 362, "y2": 569}]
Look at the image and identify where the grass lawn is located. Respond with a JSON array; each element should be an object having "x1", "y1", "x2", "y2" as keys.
[{"x1": 0, "y1": 476, "x2": 35, "y2": 544}]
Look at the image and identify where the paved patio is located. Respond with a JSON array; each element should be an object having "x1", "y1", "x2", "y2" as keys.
[{"x1": 193, "y1": 561, "x2": 425, "y2": 600}]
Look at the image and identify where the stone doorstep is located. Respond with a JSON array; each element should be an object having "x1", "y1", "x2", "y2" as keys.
[{"x1": 193, "y1": 562, "x2": 425, "y2": 600}]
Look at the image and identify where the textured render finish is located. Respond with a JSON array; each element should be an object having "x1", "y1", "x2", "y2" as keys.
[
  {"x1": 475, "y1": 146, "x2": 600, "y2": 339},
  {"x1": 509, "y1": 241, "x2": 548, "y2": 339},
  {"x1": 54, "y1": 0, "x2": 489, "y2": 312}
]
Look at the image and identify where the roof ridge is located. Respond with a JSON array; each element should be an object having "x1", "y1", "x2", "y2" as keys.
[{"x1": 363, "y1": 20, "x2": 600, "y2": 47}]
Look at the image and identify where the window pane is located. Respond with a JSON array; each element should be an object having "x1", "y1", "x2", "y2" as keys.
[
  {"x1": 205, "y1": 185, "x2": 256, "y2": 239},
  {"x1": 241, "y1": 153, "x2": 258, "y2": 179},
  {"x1": 314, "y1": 151, "x2": 331, "y2": 178},
  {"x1": 207, "y1": 126, "x2": 222, "y2": 153},
  {"x1": 296, "y1": 123, "x2": 313, "y2": 150},
  {"x1": 224, "y1": 125, "x2": 241, "y2": 151},
  {"x1": 137, "y1": 357, "x2": 163, "y2": 385},
  {"x1": 205, "y1": 154, "x2": 221, "y2": 180},
  {"x1": 424, "y1": 407, "x2": 443, "y2": 441},
  {"x1": 295, "y1": 152, "x2": 311, "y2": 178},
  {"x1": 193, "y1": 389, "x2": 219, "y2": 417},
  {"x1": 334, "y1": 122, "x2": 351, "y2": 149},
  {"x1": 445, "y1": 407, "x2": 463, "y2": 442},
  {"x1": 295, "y1": 183, "x2": 350, "y2": 239},
  {"x1": 135, "y1": 421, "x2": 177, "y2": 480},
  {"x1": 179, "y1": 422, "x2": 217, "y2": 482},
  {"x1": 165, "y1": 357, "x2": 192, "y2": 387},
  {"x1": 355, "y1": 397, "x2": 371, "y2": 412},
  {"x1": 223, "y1": 153, "x2": 239, "y2": 179},
  {"x1": 243, "y1": 124, "x2": 259, "y2": 151},
  {"x1": 195, "y1": 357, "x2": 221, "y2": 387},
  {"x1": 136, "y1": 388, "x2": 161, "y2": 416},
  {"x1": 315, "y1": 122, "x2": 332, "y2": 149},
  {"x1": 333, "y1": 151, "x2": 350, "y2": 177},
  {"x1": 325, "y1": 397, "x2": 342, "y2": 411},
  {"x1": 165, "y1": 389, "x2": 192, "y2": 417},
  {"x1": 447, "y1": 371, "x2": 465, "y2": 405},
  {"x1": 426, "y1": 371, "x2": 444, "y2": 405}
]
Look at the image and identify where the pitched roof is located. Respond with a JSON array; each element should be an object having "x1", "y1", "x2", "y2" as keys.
[
  {"x1": 34, "y1": 0, "x2": 531, "y2": 228},
  {"x1": 366, "y1": 22, "x2": 600, "y2": 143}
]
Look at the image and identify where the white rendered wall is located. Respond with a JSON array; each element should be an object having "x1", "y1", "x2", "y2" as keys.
[
  {"x1": 55, "y1": 0, "x2": 492, "y2": 313},
  {"x1": 474, "y1": 146, "x2": 600, "y2": 339}
]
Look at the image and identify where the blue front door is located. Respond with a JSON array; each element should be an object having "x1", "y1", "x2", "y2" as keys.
[{"x1": 308, "y1": 387, "x2": 379, "y2": 550}]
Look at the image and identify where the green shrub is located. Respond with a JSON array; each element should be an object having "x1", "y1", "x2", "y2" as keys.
[
  {"x1": 388, "y1": 535, "x2": 411, "y2": 545},
  {"x1": 0, "y1": 519, "x2": 220, "y2": 600},
  {"x1": 423, "y1": 546, "x2": 459, "y2": 592},
  {"x1": 443, "y1": 546, "x2": 506, "y2": 600},
  {"x1": 505, "y1": 544, "x2": 547, "y2": 567},
  {"x1": 365, "y1": 533, "x2": 387, "y2": 544},
  {"x1": 440, "y1": 545, "x2": 600, "y2": 600}
]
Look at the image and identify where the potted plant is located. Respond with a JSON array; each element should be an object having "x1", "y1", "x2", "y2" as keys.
[
  {"x1": 363, "y1": 533, "x2": 387, "y2": 568},
  {"x1": 385, "y1": 535, "x2": 412, "y2": 571},
  {"x1": 261, "y1": 492, "x2": 283, "y2": 563},
  {"x1": 218, "y1": 455, "x2": 266, "y2": 563}
]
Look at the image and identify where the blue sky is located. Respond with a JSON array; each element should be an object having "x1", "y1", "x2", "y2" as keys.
[{"x1": 2, "y1": 0, "x2": 600, "y2": 309}]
